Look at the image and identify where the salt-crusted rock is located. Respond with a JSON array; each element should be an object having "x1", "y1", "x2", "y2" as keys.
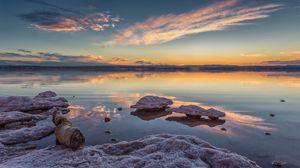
[
  {"x1": 0, "y1": 134, "x2": 261, "y2": 168},
  {"x1": 0, "y1": 117, "x2": 54, "y2": 145},
  {"x1": 41, "y1": 107, "x2": 70, "y2": 116},
  {"x1": 0, "y1": 92, "x2": 70, "y2": 146},
  {"x1": 167, "y1": 105, "x2": 225, "y2": 120},
  {"x1": 130, "y1": 96, "x2": 173, "y2": 110},
  {"x1": 0, "y1": 111, "x2": 47, "y2": 128},
  {"x1": 0, "y1": 143, "x2": 36, "y2": 164},
  {"x1": 167, "y1": 105, "x2": 206, "y2": 117},
  {"x1": 205, "y1": 108, "x2": 226, "y2": 120},
  {"x1": 0, "y1": 95, "x2": 69, "y2": 113},
  {"x1": 34, "y1": 91, "x2": 57, "y2": 99}
]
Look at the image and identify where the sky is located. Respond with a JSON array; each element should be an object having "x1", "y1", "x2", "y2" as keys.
[{"x1": 0, "y1": 0, "x2": 300, "y2": 66}]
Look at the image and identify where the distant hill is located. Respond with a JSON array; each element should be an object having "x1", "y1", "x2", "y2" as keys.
[{"x1": 1, "y1": 65, "x2": 300, "y2": 72}]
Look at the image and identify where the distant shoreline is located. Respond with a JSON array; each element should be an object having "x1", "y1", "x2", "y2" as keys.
[{"x1": 1, "y1": 65, "x2": 300, "y2": 72}]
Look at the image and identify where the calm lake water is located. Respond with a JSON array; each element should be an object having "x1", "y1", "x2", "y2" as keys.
[{"x1": 0, "y1": 71, "x2": 300, "y2": 168}]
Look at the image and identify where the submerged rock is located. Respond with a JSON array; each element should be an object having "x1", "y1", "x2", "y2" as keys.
[
  {"x1": 130, "y1": 96, "x2": 173, "y2": 110},
  {"x1": 167, "y1": 105, "x2": 225, "y2": 120},
  {"x1": 0, "y1": 134, "x2": 261, "y2": 168}
]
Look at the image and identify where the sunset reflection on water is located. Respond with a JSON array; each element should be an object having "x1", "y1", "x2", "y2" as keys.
[{"x1": 0, "y1": 71, "x2": 300, "y2": 167}]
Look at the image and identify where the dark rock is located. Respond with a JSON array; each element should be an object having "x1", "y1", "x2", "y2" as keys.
[
  {"x1": 220, "y1": 127, "x2": 227, "y2": 131},
  {"x1": 117, "y1": 107, "x2": 122, "y2": 111},
  {"x1": 272, "y1": 160, "x2": 286, "y2": 167},
  {"x1": 104, "y1": 117, "x2": 111, "y2": 123},
  {"x1": 105, "y1": 130, "x2": 111, "y2": 134},
  {"x1": 270, "y1": 114, "x2": 275, "y2": 117},
  {"x1": 265, "y1": 132, "x2": 271, "y2": 135}
]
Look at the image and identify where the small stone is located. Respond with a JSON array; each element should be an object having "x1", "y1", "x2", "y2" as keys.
[
  {"x1": 111, "y1": 138, "x2": 117, "y2": 142},
  {"x1": 105, "y1": 130, "x2": 111, "y2": 134},
  {"x1": 272, "y1": 160, "x2": 286, "y2": 167},
  {"x1": 270, "y1": 114, "x2": 275, "y2": 117},
  {"x1": 220, "y1": 127, "x2": 227, "y2": 131},
  {"x1": 104, "y1": 117, "x2": 111, "y2": 123},
  {"x1": 280, "y1": 100, "x2": 285, "y2": 102},
  {"x1": 117, "y1": 107, "x2": 123, "y2": 111},
  {"x1": 265, "y1": 132, "x2": 271, "y2": 135}
]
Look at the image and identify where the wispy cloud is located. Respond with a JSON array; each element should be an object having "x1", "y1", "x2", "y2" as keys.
[
  {"x1": 240, "y1": 53, "x2": 266, "y2": 57},
  {"x1": 20, "y1": 0, "x2": 120, "y2": 32},
  {"x1": 106, "y1": 0, "x2": 282, "y2": 46}
]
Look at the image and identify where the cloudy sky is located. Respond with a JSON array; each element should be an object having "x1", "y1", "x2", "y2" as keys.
[{"x1": 0, "y1": 0, "x2": 300, "y2": 66}]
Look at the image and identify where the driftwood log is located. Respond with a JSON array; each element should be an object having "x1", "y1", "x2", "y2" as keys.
[{"x1": 52, "y1": 113, "x2": 85, "y2": 150}]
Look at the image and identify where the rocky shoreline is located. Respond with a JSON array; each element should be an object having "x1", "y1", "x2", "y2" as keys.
[{"x1": 0, "y1": 92, "x2": 261, "y2": 168}]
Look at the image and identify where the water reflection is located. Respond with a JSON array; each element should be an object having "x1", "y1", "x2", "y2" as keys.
[
  {"x1": 1, "y1": 71, "x2": 300, "y2": 167},
  {"x1": 68, "y1": 104, "x2": 121, "y2": 121},
  {"x1": 166, "y1": 115, "x2": 226, "y2": 127},
  {"x1": 131, "y1": 109, "x2": 171, "y2": 121},
  {"x1": 1, "y1": 71, "x2": 300, "y2": 86}
]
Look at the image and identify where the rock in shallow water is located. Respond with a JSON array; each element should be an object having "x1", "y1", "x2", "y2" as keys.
[
  {"x1": 0, "y1": 134, "x2": 261, "y2": 168},
  {"x1": 131, "y1": 96, "x2": 173, "y2": 110},
  {"x1": 167, "y1": 105, "x2": 226, "y2": 120}
]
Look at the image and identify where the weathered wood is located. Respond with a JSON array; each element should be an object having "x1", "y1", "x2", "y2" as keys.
[{"x1": 52, "y1": 113, "x2": 85, "y2": 150}]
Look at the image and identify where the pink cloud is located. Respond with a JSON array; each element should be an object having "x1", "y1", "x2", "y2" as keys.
[
  {"x1": 33, "y1": 13, "x2": 120, "y2": 32},
  {"x1": 106, "y1": 0, "x2": 282, "y2": 45}
]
